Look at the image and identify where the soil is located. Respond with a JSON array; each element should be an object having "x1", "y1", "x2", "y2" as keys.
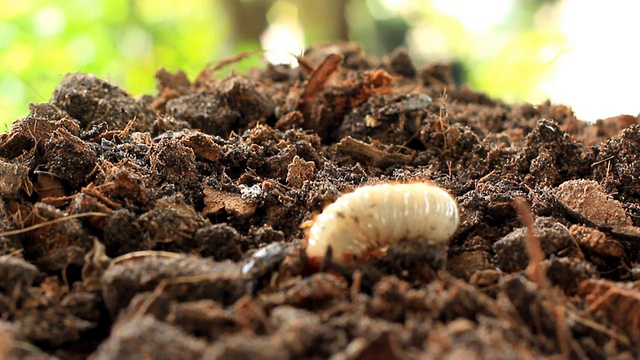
[{"x1": 1, "y1": 43, "x2": 639, "y2": 359}]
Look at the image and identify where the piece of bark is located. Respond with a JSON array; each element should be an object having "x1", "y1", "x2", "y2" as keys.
[
  {"x1": 336, "y1": 137, "x2": 411, "y2": 168},
  {"x1": 203, "y1": 187, "x2": 257, "y2": 217}
]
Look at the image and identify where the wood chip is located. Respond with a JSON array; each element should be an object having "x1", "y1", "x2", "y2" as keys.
[
  {"x1": 579, "y1": 279, "x2": 640, "y2": 339},
  {"x1": 569, "y1": 224, "x2": 624, "y2": 257},
  {"x1": 336, "y1": 137, "x2": 411, "y2": 168},
  {"x1": 554, "y1": 179, "x2": 631, "y2": 228},
  {"x1": 203, "y1": 187, "x2": 257, "y2": 217},
  {"x1": 300, "y1": 53, "x2": 343, "y2": 113}
]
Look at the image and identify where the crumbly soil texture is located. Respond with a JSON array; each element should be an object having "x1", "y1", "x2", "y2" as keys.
[{"x1": 1, "y1": 44, "x2": 640, "y2": 359}]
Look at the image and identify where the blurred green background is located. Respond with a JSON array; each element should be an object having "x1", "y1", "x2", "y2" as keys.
[{"x1": 2, "y1": 0, "x2": 635, "y2": 131}]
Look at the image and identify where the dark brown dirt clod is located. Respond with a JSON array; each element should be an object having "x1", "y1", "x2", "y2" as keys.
[
  {"x1": 166, "y1": 75, "x2": 275, "y2": 137},
  {"x1": 51, "y1": 72, "x2": 156, "y2": 131},
  {"x1": 43, "y1": 127, "x2": 97, "y2": 188},
  {"x1": 0, "y1": 161, "x2": 29, "y2": 199},
  {"x1": 90, "y1": 315, "x2": 207, "y2": 360},
  {"x1": 493, "y1": 216, "x2": 574, "y2": 273},
  {"x1": 102, "y1": 254, "x2": 249, "y2": 317},
  {"x1": 0, "y1": 256, "x2": 39, "y2": 292}
]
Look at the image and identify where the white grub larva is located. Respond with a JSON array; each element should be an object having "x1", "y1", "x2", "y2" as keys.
[{"x1": 306, "y1": 182, "x2": 459, "y2": 269}]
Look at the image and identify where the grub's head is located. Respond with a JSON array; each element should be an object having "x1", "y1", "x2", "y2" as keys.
[
  {"x1": 305, "y1": 226, "x2": 360, "y2": 272},
  {"x1": 306, "y1": 253, "x2": 324, "y2": 272},
  {"x1": 305, "y1": 224, "x2": 330, "y2": 272}
]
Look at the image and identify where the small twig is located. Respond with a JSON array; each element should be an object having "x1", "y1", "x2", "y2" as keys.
[
  {"x1": 350, "y1": 269, "x2": 363, "y2": 302},
  {"x1": 0, "y1": 249, "x2": 23, "y2": 259},
  {"x1": 119, "y1": 115, "x2": 137, "y2": 137},
  {"x1": 569, "y1": 312, "x2": 630, "y2": 347},
  {"x1": 0, "y1": 212, "x2": 108, "y2": 237},
  {"x1": 209, "y1": 49, "x2": 265, "y2": 71},
  {"x1": 513, "y1": 198, "x2": 573, "y2": 360},
  {"x1": 477, "y1": 169, "x2": 497, "y2": 183},
  {"x1": 134, "y1": 274, "x2": 217, "y2": 318},
  {"x1": 513, "y1": 198, "x2": 545, "y2": 286},
  {"x1": 590, "y1": 155, "x2": 615, "y2": 167},
  {"x1": 135, "y1": 278, "x2": 170, "y2": 318}
]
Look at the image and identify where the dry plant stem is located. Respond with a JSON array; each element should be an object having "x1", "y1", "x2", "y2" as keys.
[
  {"x1": 210, "y1": 49, "x2": 265, "y2": 71},
  {"x1": 513, "y1": 198, "x2": 574, "y2": 360},
  {"x1": 570, "y1": 313, "x2": 630, "y2": 347},
  {"x1": 118, "y1": 115, "x2": 137, "y2": 137},
  {"x1": 134, "y1": 274, "x2": 221, "y2": 318},
  {"x1": 350, "y1": 269, "x2": 363, "y2": 302},
  {"x1": 513, "y1": 199, "x2": 546, "y2": 285},
  {"x1": 590, "y1": 155, "x2": 615, "y2": 167},
  {"x1": 0, "y1": 212, "x2": 108, "y2": 237},
  {"x1": 81, "y1": 185, "x2": 121, "y2": 209},
  {"x1": 207, "y1": 48, "x2": 305, "y2": 74},
  {"x1": 437, "y1": 90, "x2": 449, "y2": 150}
]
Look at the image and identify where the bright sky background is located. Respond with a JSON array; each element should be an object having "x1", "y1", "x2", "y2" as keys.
[
  {"x1": 2, "y1": 0, "x2": 638, "y2": 129},
  {"x1": 432, "y1": 0, "x2": 640, "y2": 121},
  {"x1": 539, "y1": 0, "x2": 640, "y2": 121},
  {"x1": 378, "y1": 0, "x2": 640, "y2": 122}
]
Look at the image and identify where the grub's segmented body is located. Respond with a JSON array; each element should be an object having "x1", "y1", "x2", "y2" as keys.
[{"x1": 306, "y1": 183, "x2": 459, "y2": 266}]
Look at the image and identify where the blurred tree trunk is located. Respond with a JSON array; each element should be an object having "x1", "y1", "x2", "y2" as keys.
[
  {"x1": 297, "y1": 0, "x2": 349, "y2": 43},
  {"x1": 218, "y1": 0, "x2": 350, "y2": 50},
  {"x1": 220, "y1": 0, "x2": 270, "y2": 49}
]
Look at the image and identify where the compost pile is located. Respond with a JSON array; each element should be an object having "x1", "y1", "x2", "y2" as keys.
[{"x1": 1, "y1": 43, "x2": 640, "y2": 359}]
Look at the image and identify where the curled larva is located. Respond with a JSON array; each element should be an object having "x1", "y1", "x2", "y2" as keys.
[{"x1": 306, "y1": 183, "x2": 459, "y2": 268}]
